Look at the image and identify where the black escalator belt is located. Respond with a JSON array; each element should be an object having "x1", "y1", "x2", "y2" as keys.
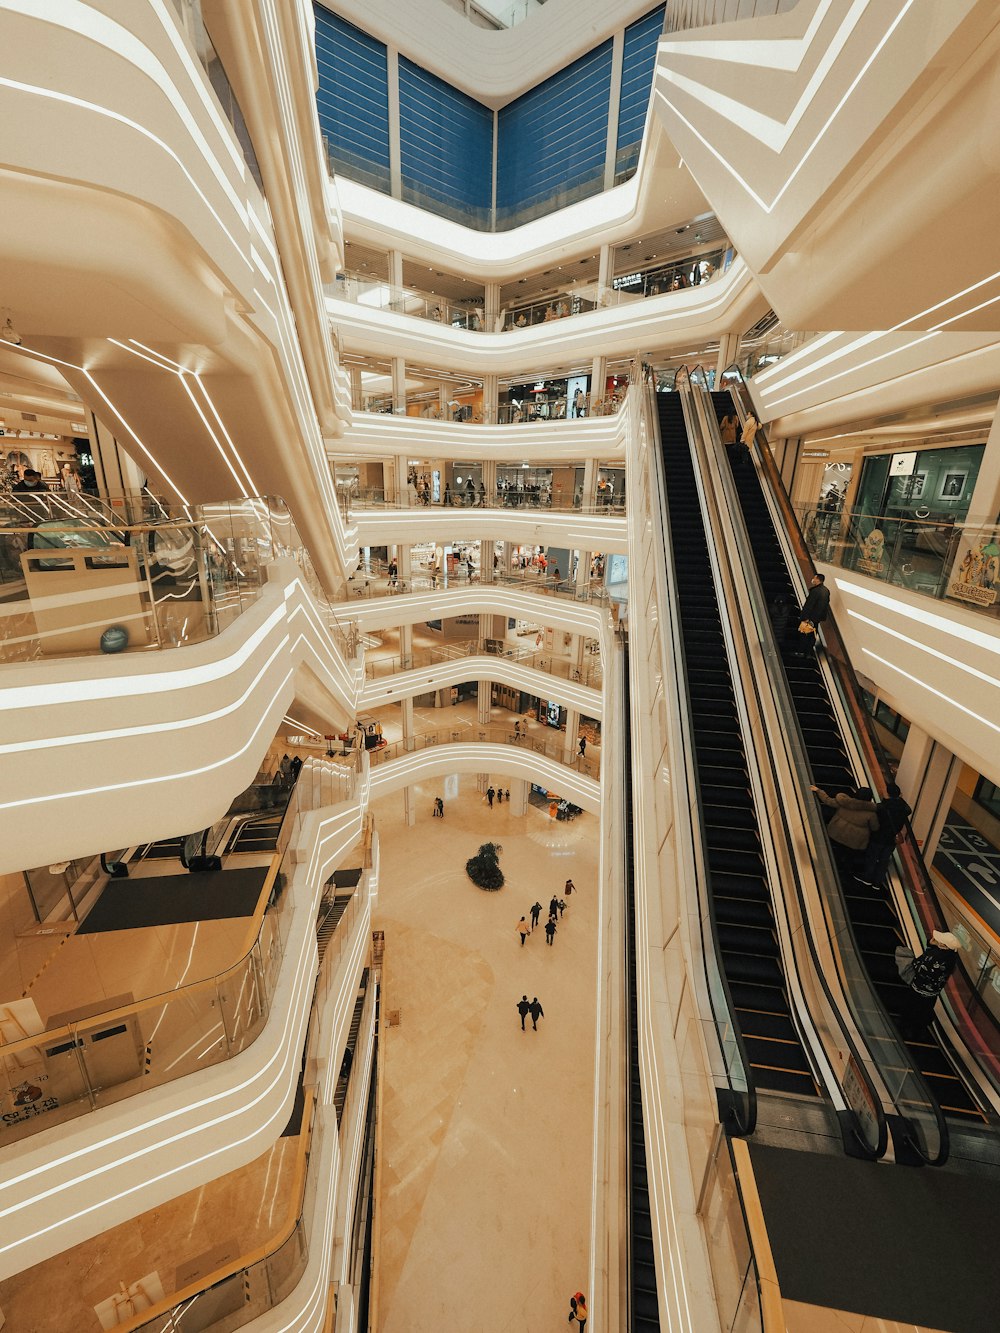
[
  {"x1": 227, "y1": 812, "x2": 284, "y2": 854},
  {"x1": 622, "y1": 644, "x2": 662, "y2": 1331},
  {"x1": 710, "y1": 391, "x2": 984, "y2": 1123},
  {"x1": 658, "y1": 395, "x2": 817, "y2": 1099}
]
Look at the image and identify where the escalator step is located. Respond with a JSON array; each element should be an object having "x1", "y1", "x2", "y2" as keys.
[
  {"x1": 714, "y1": 896, "x2": 773, "y2": 928},
  {"x1": 717, "y1": 922, "x2": 778, "y2": 955}
]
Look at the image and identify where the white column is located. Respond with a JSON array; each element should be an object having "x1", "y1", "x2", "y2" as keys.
[
  {"x1": 591, "y1": 356, "x2": 607, "y2": 413},
  {"x1": 896, "y1": 724, "x2": 961, "y2": 864},
  {"x1": 87, "y1": 411, "x2": 146, "y2": 507},
  {"x1": 597, "y1": 245, "x2": 613, "y2": 306},
  {"x1": 392, "y1": 358, "x2": 406, "y2": 416},
  {"x1": 604, "y1": 30, "x2": 625, "y2": 190},
  {"x1": 509, "y1": 777, "x2": 528, "y2": 817},
  {"x1": 386, "y1": 48, "x2": 402, "y2": 199}
]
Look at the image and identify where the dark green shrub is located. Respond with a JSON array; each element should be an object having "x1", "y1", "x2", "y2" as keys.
[{"x1": 466, "y1": 841, "x2": 504, "y2": 891}]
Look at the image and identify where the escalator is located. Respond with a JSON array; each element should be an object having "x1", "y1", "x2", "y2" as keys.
[
  {"x1": 622, "y1": 636, "x2": 661, "y2": 1331},
  {"x1": 657, "y1": 394, "x2": 818, "y2": 1099},
  {"x1": 710, "y1": 390, "x2": 985, "y2": 1125}
]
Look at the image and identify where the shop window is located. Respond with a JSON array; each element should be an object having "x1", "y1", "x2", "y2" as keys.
[
  {"x1": 973, "y1": 777, "x2": 1000, "y2": 820},
  {"x1": 861, "y1": 691, "x2": 910, "y2": 741}
]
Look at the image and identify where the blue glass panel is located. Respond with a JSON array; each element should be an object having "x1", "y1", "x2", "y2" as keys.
[
  {"x1": 314, "y1": 7, "x2": 390, "y2": 189},
  {"x1": 399, "y1": 57, "x2": 493, "y2": 225},
  {"x1": 617, "y1": 4, "x2": 666, "y2": 161},
  {"x1": 497, "y1": 40, "x2": 613, "y2": 221}
]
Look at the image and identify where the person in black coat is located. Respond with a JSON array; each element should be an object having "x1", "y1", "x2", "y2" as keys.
[
  {"x1": 861, "y1": 782, "x2": 912, "y2": 885},
  {"x1": 517, "y1": 995, "x2": 531, "y2": 1030},
  {"x1": 794, "y1": 573, "x2": 830, "y2": 655}
]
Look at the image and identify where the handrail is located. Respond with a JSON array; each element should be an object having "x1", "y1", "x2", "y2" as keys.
[
  {"x1": 648, "y1": 378, "x2": 756, "y2": 1135},
  {"x1": 724, "y1": 366, "x2": 958, "y2": 1162},
  {"x1": 366, "y1": 722, "x2": 601, "y2": 782},
  {"x1": 346, "y1": 567, "x2": 612, "y2": 606},
  {"x1": 728, "y1": 1138, "x2": 786, "y2": 1331},
  {"x1": 341, "y1": 489, "x2": 626, "y2": 516},
  {"x1": 685, "y1": 383, "x2": 888, "y2": 1158},
  {"x1": 363, "y1": 639, "x2": 603, "y2": 689}
]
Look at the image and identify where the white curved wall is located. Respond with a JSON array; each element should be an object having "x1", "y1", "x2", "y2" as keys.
[
  {"x1": 354, "y1": 507, "x2": 628, "y2": 555},
  {"x1": 330, "y1": 260, "x2": 758, "y2": 374},
  {"x1": 347, "y1": 585, "x2": 607, "y2": 637},
  {"x1": 337, "y1": 410, "x2": 626, "y2": 462},
  {"x1": 369, "y1": 744, "x2": 601, "y2": 812},
  {"x1": 0, "y1": 777, "x2": 370, "y2": 1280},
  {"x1": 359, "y1": 656, "x2": 602, "y2": 716},
  {"x1": 0, "y1": 561, "x2": 361, "y2": 874}
]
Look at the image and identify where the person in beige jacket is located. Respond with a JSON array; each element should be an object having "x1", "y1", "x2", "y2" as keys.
[{"x1": 811, "y1": 786, "x2": 879, "y2": 863}]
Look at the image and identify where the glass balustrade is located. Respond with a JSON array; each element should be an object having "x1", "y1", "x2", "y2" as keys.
[
  {"x1": 797, "y1": 505, "x2": 1000, "y2": 621},
  {"x1": 0, "y1": 756, "x2": 363, "y2": 1145},
  {"x1": 366, "y1": 723, "x2": 601, "y2": 781},
  {"x1": 665, "y1": 0, "x2": 799, "y2": 32},
  {"x1": 339, "y1": 486, "x2": 626, "y2": 514},
  {"x1": 332, "y1": 248, "x2": 734, "y2": 338},
  {"x1": 363, "y1": 638, "x2": 603, "y2": 689},
  {"x1": 346, "y1": 566, "x2": 611, "y2": 606},
  {"x1": 0, "y1": 494, "x2": 359, "y2": 666}
]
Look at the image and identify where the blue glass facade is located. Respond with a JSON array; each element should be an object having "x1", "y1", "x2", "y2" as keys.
[
  {"x1": 313, "y1": 6, "x2": 663, "y2": 228},
  {"x1": 399, "y1": 58, "x2": 493, "y2": 226},
  {"x1": 616, "y1": 5, "x2": 666, "y2": 178},
  {"x1": 496, "y1": 41, "x2": 614, "y2": 226},
  {"x1": 314, "y1": 9, "x2": 390, "y2": 190}
]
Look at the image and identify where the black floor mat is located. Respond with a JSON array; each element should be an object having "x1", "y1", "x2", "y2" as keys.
[
  {"x1": 749, "y1": 1141, "x2": 998, "y2": 1331},
  {"x1": 79, "y1": 866, "x2": 270, "y2": 932}
]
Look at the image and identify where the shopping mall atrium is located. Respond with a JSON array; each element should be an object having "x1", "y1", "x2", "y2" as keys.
[{"x1": 1, "y1": 2, "x2": 999, "y2": 1330}]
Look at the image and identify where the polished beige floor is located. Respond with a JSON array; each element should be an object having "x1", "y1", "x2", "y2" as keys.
[
  {"x1": 0, "y1": 1134, "x2": 299, "y2": 1331},
  {"x1": 371, "y1": 779, "x2": 600, "y2": 1332}
]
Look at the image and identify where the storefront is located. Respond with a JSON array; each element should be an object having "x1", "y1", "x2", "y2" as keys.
[{"x1": 853, "y1": 443, "x2": 985, "y2": 526}]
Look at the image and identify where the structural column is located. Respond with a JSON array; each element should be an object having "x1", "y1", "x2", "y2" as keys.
[
  {"x1": 397, "y1": 538, "x2": 417, "y2": 825},
  {"x1": 86, "y1": 412, "x2": 146, "y2": 509},
  {"x1": 896, "y1": 724, "x2": 961, "y2": 864}
]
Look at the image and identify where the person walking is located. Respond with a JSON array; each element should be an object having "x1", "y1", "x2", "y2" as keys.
[
  {"x1": 549, "y1": 894, "x2": 559, "y2": 919},
  {"x1": 529, "y1": 997, "x2": 544, "y2": 1031},
  {"x1": 497, "y1": 788, "x2": 504, "y2": 805},
  {"x1": 568, "y1": 1292, "x2": 587, "y2": 1327},
  {"x1": 517, "y1": 995, "x2": 531, "y2": 1030},
  {"x1": 556, "y1": 898, "x2": 567, "y2": 918},
  {"x1": 530, "y1": 901, "x2": 542, "y2": 930},
  {"x1": 564, "y1": 878, "x2": 576, "y2": 896},
  {"x1": 578, "y1": 735, "x2": 587, "y2": 758},
  {"x1": 516, "y1": 916, "x2": 530, "y2": 947},
  {"x1": 486, "y1": 785, "x2": 495, "y2": 808},
  {"x1": 504, "y1": 788, "x2": 510, "y2": 803},
  {"x1": 545, "y1": 915, "x2": 557, "y2": 946}
]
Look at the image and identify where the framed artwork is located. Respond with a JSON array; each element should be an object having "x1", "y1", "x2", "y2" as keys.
[
  {"x1": 894, "y1": 471, "x2": 926, "y2": 499},
  {"x1": 937, "y1": 471, "x2": 967, "y2": 500}
]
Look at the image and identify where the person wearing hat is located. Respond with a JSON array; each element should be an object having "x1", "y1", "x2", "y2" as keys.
[{"x1": 898, "y1": 931, "x2": 961, "y2": 1038}]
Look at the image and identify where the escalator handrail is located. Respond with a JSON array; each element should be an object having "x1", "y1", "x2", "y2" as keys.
[
  {"x1": 721, "y1": 368, "x2": 960, "y2": 1159},
  {"x1": 723, "y1": 366, "x2": 1000, "y2": 1088},
  {"x1": 684, "y1": 384, "x2": 887, "y2": 1159},
  {"x1": 649, "y1": 380, "x2": 757, "y2": 1136}
]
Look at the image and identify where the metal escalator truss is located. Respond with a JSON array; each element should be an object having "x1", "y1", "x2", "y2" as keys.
[
  {"x1": 710, "y1": 382, "x2": 985, "y2": 1162},
  {"x1": 653, "y1": 379, "x2": 885, "y2": 1155}
]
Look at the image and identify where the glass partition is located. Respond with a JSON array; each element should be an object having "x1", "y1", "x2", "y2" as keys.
[
  {"x1": 366, "y1": 722, "x2": 601, "y2": 781},
  {"x1": 0, "y1": 494, "x2": 359, "y2": 667},
  {"x1": 797, "y1": 506, "x2": 1000, "y2": 621},
  {"x1": 363, "y1": 638, "x2": 603, "y2": 689},
  {"x1": 699, "y1": 1135, "x2": 764, "y2": 1333}
]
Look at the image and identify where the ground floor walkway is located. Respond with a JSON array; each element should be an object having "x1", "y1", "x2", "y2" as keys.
[{"x1": 370, "y1": 777, "x2": 600, "y2": 1332}]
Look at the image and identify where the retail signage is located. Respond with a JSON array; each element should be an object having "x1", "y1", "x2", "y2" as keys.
[
  {"x1": 613, "y1": 272, "x2": 642, "y2": 288},
  {"x1": 888, "y1": 450, "x2": 917, "y2": 476},
  {"x1": 802, "y1": 449, "x2": 830, "y2": 458}
]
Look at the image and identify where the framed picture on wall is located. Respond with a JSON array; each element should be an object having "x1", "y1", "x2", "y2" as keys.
[
  {"x1": 937, "y1": 471, "x2": 967, "y2": 500},
  {"x1": 896, "y1": 472, "x2": 926, "y2": 499}
]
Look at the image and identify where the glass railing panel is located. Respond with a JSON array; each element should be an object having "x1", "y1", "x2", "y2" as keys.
[
  {"x1": 362, "y1": 640, "x2": 603, "y2": 689},
  {"x1": 699, "y1": 1135, "x2": 763, "y2": 1333},
  {"x1": 798, "y1": 507, "x2": 1000, "y2": 623},
  {"x1": 342, "y1": 487, "x2": 626, "y2": 514},
  {"x1": 366, "y1": 723, "x2": 601, "y2": 780}
]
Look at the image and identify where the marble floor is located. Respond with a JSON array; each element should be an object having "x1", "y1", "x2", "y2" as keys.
[{"x1": 370, "y1": 778, "x2": 600, "y2": 1332}]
